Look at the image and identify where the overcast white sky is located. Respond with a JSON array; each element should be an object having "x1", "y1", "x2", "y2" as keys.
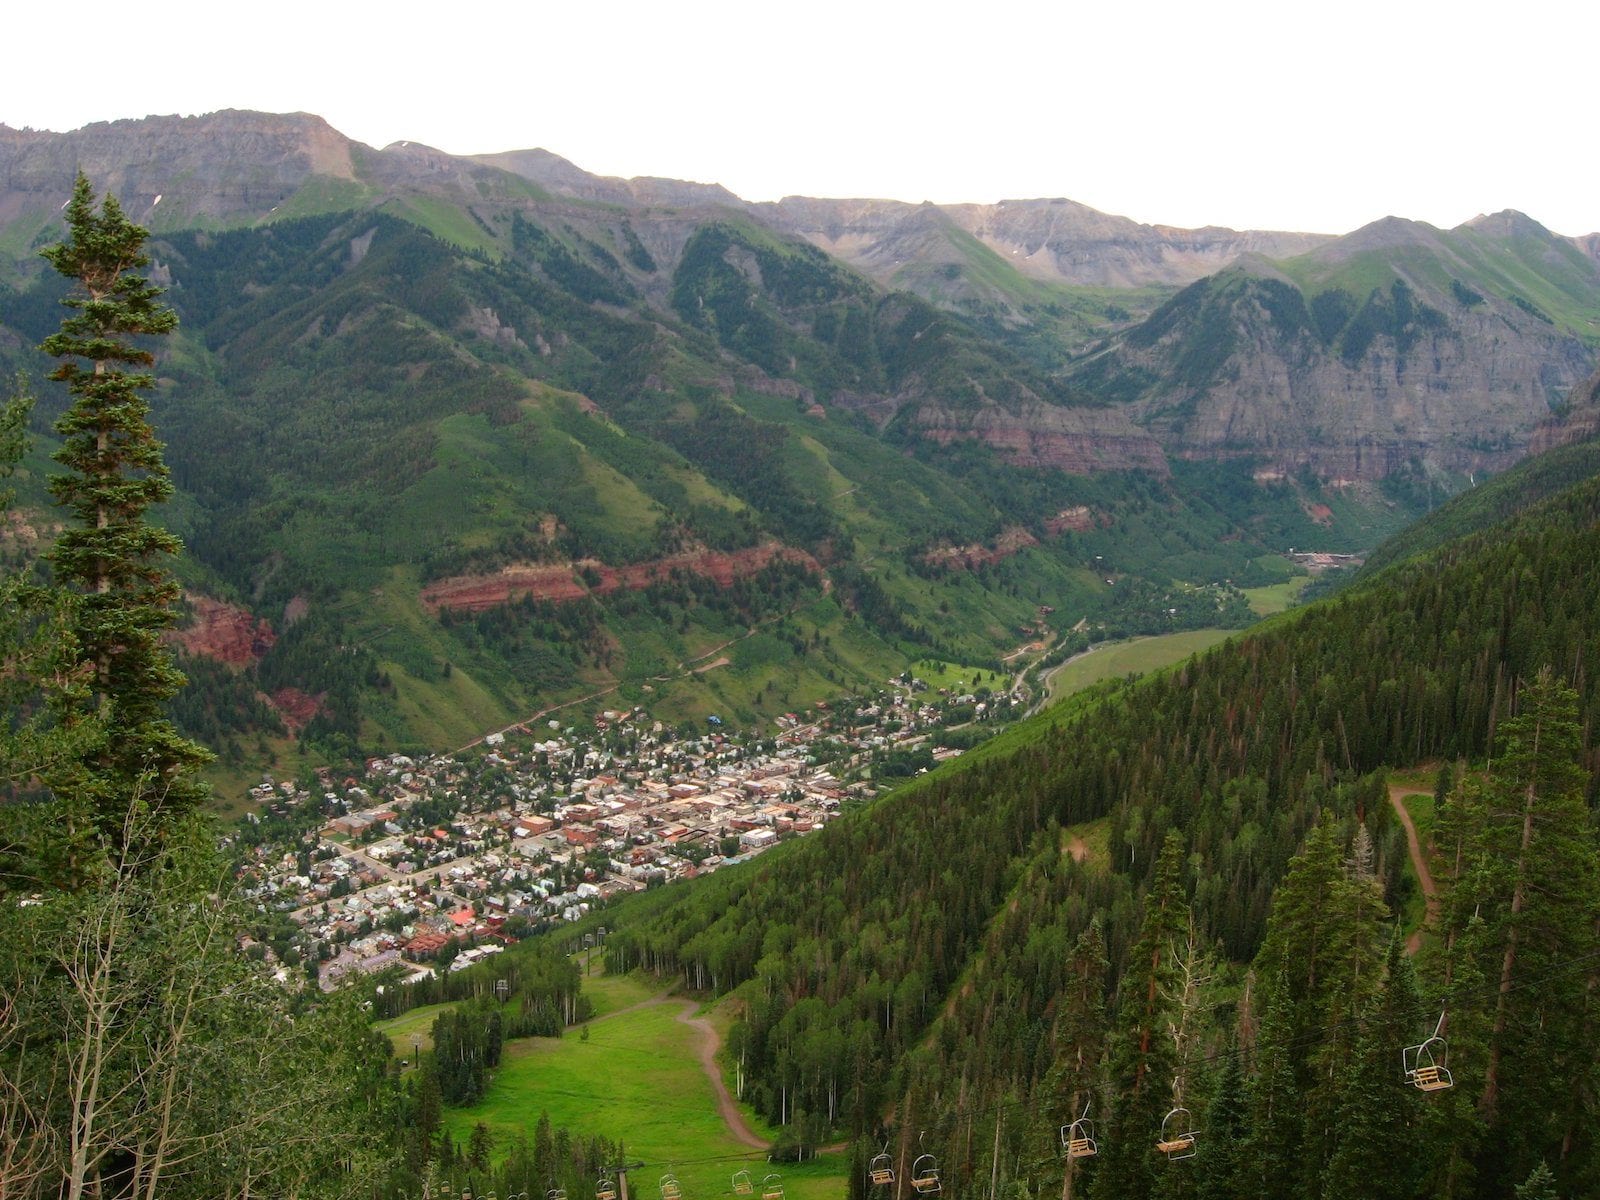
[{"x1": 5, "y1": 0, "x2": 1597, "y2": 236}]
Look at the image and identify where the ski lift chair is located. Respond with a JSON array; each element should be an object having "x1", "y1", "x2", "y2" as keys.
[
  {"x1": 1155, "y1": 1107, "x2": 1198, "y2": 1159},
  {"x1": 867, "y1": 1152, "x2": 896, "y2": 1188},
  {"x1": 1403, "y1": 1013, "x2": 1454, "y2": 1092}
]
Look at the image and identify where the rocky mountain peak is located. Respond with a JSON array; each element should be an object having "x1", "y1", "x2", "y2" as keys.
[
  {"x1": 1460, "y1": 209, "x2": 1552, "y2": 239},
  {"x1": 1320, "y1": 215, "x2": 1446, "y2": 258},
  {"x1": 471, "y1": 148, "x2": 742, "y2": 210}
]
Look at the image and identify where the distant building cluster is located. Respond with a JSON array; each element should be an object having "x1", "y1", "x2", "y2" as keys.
[{"x1": 230, "y1": 679, "x2": 1012, "y2": 991}]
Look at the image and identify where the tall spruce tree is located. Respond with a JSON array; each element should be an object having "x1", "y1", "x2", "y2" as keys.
[
  {"x1": 39, "y1": 174, "x2": 209, "y2": 841},
  {"x1": 1090, "y1": 833, "x2": 1189, "y2": 1200},
  {"x1": 1319, "y1": 929, "x2": 1425, "y2": 1200}
]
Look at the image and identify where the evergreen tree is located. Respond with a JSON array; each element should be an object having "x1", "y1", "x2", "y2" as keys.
[
  {"x1": 38, "y1": 174, "x2": 209, "y2": 842},
  {"x1": 1194, "y1": 1050, "x2": 1247, "y2": 1200},
  {"x1": 1090, "y1": 833, "x2": 1188, "y2": 1200},
  {"x1": 1447, "y1": 670, "x2": 1599, "y2": 1194},
  {"x1": 1515, "y1": 1160, "x2": 1560, "y2": 1200},
  {"x1": 0, "y1": 378, "x2": 103, "y2": 890},
  {"x1": 1320, "y1": 930, "x2": 1424, "y2": 1200},
  {"x1": 1042, "y1": 919, "x2": 1108, "y2": 1200},
  {"x1": 1243, "y1": 971, "x2": 1303, "y2": 1200}
]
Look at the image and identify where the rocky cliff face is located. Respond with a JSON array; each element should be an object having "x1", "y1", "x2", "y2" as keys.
[
  {"x1": 1527, "y1": 363, "x2": 1600, "y2": 455},
  {"x1": 1135, "y1": 299, "x2": 1588, "y2": 478},
  {"x1": 902, "y1": 396, "x2": 1170, "y2": 475},
  {"x1": 761, "y1": 195, "x2": 1331, "y2": 289},
  {"x1": 0, "y1": 110, "x2": 362, "y2": 228},
  {"x1": 1072, "y1": 215, "x2": 1600, "y2": 480}
]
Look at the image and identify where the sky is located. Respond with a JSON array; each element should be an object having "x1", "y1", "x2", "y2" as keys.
[{"x1": 5, "y1": 0, "x2": 1597, "y2": 236}]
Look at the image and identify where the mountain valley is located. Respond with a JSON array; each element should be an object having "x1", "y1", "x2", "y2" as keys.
[
  {"x1": 1, "y1": 110, "x2": 1596, "y2": 790},
  {"x1": 3, "y1": 105, "x2": 1600, "y2": 1200}
]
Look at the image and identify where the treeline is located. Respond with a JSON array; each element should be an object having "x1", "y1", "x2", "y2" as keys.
[
  {"x1": 394, "y1": 1107, "x2": 624, "y2": 1200},
  {"x1": 604, "y1": 470, "x2": 1600, "y2": 1196},
  {"x1": 371, "y1": 940, "x2": 590, "y2": 1033},
  {"x1": 429, "y1": 999, "x2": 506, "y2": 1105}
]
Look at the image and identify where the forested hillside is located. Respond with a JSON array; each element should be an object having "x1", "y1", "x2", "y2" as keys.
[
  {"x1": 605, "y1": 461, "x2": 1600, "y2": 1199},
  {"x1": 9, "y1": 113, "x2": 1596, "y2": 785},
  {"x1": 2, "y1": 195, "x2": 1379, "y2": 780}
]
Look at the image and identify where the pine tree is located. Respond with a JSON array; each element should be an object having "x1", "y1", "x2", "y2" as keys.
[
  {"x1": 1194, "y1": 1050, "x2": 1247, "y2": 1200},
  {"x1": 1, "y1": 378, "x2": 109, "y2": 891},
  {"x1": 1515, "y1": 1160, "x2": 1559, "y2": 1200},
  {"x1": 38, "y1": 174, "x2": 209, "y2": 842},
  {"x1": 1452, "y1": 670, "x2": 1599, "y2": 1194},
  {"x1": 1319, "y1": 931, "x2": 1424, "y2": 1200},
  {"x1": 1243, "y1": 971, "x2": 1303, "y2": 1200},
  {"x1": 1043, "y1": 919, "x2": 1108, "y2": 1200},
  {"x1": 1090, "y1": 833, "x2": 1188, "y2": 1200}
]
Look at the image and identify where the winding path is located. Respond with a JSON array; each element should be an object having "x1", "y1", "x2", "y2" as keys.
[
  {"x1": 671, "y1": 1000, "x2": 769, "y2": 1149},
  {"x1": 1388, "y1": 785, "x2": 1439, "y2": 955},
  {"x1": 584, "y1": 993, "x2": 767, "y2": 1149}
]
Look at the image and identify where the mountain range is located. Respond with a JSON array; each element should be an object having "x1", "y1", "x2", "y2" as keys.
[{"x1": 1, "y1": 109, "x2": 1596, "y2": 781}]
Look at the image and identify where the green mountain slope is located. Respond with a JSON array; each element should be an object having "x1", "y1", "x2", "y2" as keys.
[
  {"x1": 6, "y1": 115, "x2": 1594, "y2": 789},
  {"x1": 602, "y1": 454, "x2": 1600, "y2": 1197},
  {"x1": 2, "y1": 197, "x2": 1334, "y2": 780}
]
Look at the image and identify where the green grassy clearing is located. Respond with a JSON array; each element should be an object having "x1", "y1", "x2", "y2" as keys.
[
  {"x1": 1043, "y1": 630, "x2": 1234, "y2": 705},
  {"x1": 908, "y1": 657, "x2": 1007, "y2": 692},
  {"x1": 1242, "y1": 575, "x2": 1311, "y2": 616},
  {"x1": 375, "y1": 1002, "x2": 454, "y2": 1058},
  {"x1": 576, "y1": 969, "x2": 660, "y2": 1019},
  {"x1": 1063, "y1": 817, "x2": 1111, "y2": 870},
  {"x1": 443, "y1": 982, "x2": 848, "y2": 1200}
]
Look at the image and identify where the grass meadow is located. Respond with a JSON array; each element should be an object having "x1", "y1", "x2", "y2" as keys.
[
  {"x1": 1042, "y1": 629, "x2": 1235, "y2": 706},
  {"x1": 440, "y1": 973, "x2": 851, "y2": 1200}
]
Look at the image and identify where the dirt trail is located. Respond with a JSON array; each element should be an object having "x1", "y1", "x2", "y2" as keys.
[
  {"x1": 672, "y1": 1001, "x2": 768, "y2": 1149},
  {"x1": 579, "y1": 994, "x2": 766, "y2": 1148},
  {"x1": 1388, "y1": 785, "x2": 1439, "y2": 955}
]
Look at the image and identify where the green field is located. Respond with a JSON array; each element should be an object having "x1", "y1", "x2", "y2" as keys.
[
  {"x1": 443, "y1": 975, "x2": 850, "y2": 1200},
  {"x1": 908, "y1": 657, "x2": 1008, "y2": 692},
  {"x1": 375, "y1": 1002, "x2": 453, "y2": 1059},
  {"x1": 1042, "y1": 629, "x2": 1235, "y2": 705},
  {"x1": 1241, "y1": 575, "x2": 1311, "y2": 616}
]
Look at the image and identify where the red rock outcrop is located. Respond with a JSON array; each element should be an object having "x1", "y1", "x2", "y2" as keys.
[
  {"x1": 922, "y1": 526, "x2": 1038, "y2": 571},
  {"x1": 169, "y1": 595, "x2": 276, "y2": 667},
  {"x1": 271, "y1": 687, "x2": 324, "y2": 733},
  {"x1": 420, "y1": 542, "x2": 820, "y2": 614}
]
